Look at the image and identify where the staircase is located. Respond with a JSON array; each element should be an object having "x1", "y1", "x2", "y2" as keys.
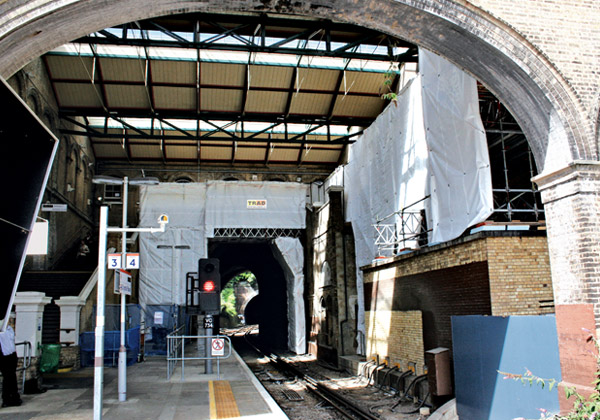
[{"x1": 17, "y1": 271, "x2": 93, "y2": 344}]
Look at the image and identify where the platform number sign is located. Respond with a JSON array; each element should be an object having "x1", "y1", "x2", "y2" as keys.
[
  {"x1": 211, "y1": 338, "x2": 225, "y2": 356},
  {"x1": 107, "y1": 253, "x2": 121, "y2": 269},
  {"x1": 126, "y1": 253, "x2": 140, "y2": 269}
]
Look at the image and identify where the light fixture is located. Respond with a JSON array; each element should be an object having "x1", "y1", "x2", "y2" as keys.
[
  {"x1": 129, "y1": 176, "x2": 160, "y2": 186},
  {"x1": 92, "y1": 175, "x2": 123, "y2": 185},
  {"x1": 93, "y1": 175, "x2": 160, "y2": 186}
]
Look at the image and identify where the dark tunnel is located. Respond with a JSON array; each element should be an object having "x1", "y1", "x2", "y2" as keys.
[{"x1": 209, "y1": 240, "x2": 289, "y2": 352}]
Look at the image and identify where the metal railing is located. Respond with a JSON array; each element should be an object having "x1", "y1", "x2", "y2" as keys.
[
  {"x1": 167, "y1": 331, "x2": 231, "y2": 381},
  {"x1": 16, "y1": 341, "x2": 32, "y2": 393},
  {"x1": 373, "y1": 196, "x2": 430, "y2": 257}
]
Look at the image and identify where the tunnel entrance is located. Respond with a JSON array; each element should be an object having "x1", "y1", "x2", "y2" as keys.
[{"x1": 210, "y1": 240, "x2": 289, "y2": 352}]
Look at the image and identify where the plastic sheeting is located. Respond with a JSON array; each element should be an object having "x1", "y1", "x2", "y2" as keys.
[
  {"x1": 420, "y1": 50, "x2": 493, "y2": 243},
  {"x1": 330, "y1": 50, "x2": 492, "y2": 354},
  {"x1": 270, "y1": 237, "x2": 306, "y2": 354},
  {"x1": 139, "y1": 183, "x2": 207, "y2": 306},
  {"x1": 138, "y1": 182, "x2": 307, "y2": 315},
  {"x1": 205, "y1": 181, "x2": 306, "y2": 236}
]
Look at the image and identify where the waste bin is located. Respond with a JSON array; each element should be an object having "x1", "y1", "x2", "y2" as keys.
[{"x1": 39, "y1": 344, "x2": 61, "y2": 373}]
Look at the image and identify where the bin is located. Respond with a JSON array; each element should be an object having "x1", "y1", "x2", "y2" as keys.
[{"x1": 40, "y1": 344, "x2": 61, "y2": 373}]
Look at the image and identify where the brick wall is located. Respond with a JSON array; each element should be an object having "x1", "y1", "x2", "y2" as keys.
[
  {"x1": 470, "y1": 0, "x2": 600, "y2": 120},
  {"x1": 487, "y1": 236, "x2": 554, "y2": 315},
  {"x1": 366, "y1": 310, "x2": 424, "y2": 373},
  {"x1": 363, "y1": 233, "x2": 553, "y2": 365}
]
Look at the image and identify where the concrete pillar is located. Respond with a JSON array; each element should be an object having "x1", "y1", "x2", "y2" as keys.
[
  {"x1": 56, "y1": 296, "x2": 85, "y2": 346},
  {"x1": 13, "y1": 292, "x2": 52, "y2": 357},
  {"x1": 533, "y1": 161, "x2": 600, "y2": 412}
]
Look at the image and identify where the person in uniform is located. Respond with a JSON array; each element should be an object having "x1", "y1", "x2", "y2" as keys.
[{"x1": 0, "y1": 314, "x2": 21, "y2": 407}]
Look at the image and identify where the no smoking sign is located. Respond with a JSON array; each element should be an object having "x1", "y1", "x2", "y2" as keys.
[{"x1": 211, "y1": 338, "x2": 225, "y2": 356}]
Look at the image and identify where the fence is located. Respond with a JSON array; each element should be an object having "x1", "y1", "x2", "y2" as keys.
[
  {"x1": 166, "y1": 331, "x2": 231, "y2": 381},
  {"x1": 373, "y1": 196, "x2": 430, "y2": 257},
  {"x1": 16, "y1": 341, "x2": 31, "y2": 393}
]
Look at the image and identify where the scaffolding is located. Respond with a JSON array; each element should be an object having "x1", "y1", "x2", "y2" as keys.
[
  {"x1": 372, "y1": 93, "x2": 545, "y2": 258},
  {"x1": 212, "y1": 227, "x2": 302, "y2": 239}
]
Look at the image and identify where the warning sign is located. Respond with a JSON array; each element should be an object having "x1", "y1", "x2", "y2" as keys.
[
  {"x1": 211, "y1": 338, "x2": 225, "y2": 356},
  {"x1": 246, "y1": 199, "x2": 267, "y2": 209}
]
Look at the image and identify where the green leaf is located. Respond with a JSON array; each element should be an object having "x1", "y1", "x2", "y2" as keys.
[
  {"x1": 549, "y1": 379, "x2": 555, "y2": 391},
  {"x1": 565, "y1": 387, "x2": 574, "y2": 399}
]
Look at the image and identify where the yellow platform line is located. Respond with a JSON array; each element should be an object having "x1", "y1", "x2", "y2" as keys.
[{"x1": 209, "y1": 380, "x2": 240, "y2": 419}]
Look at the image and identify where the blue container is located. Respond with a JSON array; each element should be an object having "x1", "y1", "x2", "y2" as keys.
[{"x1": 80, "y1": 327, "x2": 140, "y2": 367}]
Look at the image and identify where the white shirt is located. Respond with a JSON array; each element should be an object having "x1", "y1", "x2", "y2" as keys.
[{"x1": 0, "y1": 326, "x2": 15, "y2": 355}]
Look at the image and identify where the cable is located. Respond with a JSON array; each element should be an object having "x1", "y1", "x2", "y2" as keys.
[
  {"x1": 366, "y1": 362, "x2": 387, "y2": 388},
  {"x1": 399, "y1": 391, "x2": 431, "y2": 414},
  {"x1": 377, "y1": 365, "x2": 399, "y2": 390},
  {"x1": 357, "y1": 359, "x2": 377, "y2": 383},
  {"x1": 392, "y1": 370, "x2": 412, "y2": 395},
  {"x1": 391, "y1": 374, "x2": 427, "y2": 411}
]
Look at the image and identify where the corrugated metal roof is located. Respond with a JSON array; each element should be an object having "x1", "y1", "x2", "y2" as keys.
[
  {"x1": 201, "y1": 146, "x2": 233, "y2": 161},
  {"x1": 129, "y1": 142, "x2": 163, "y2": 159},
  {"x1": 151, "y1": 60, "x2": 196, "y2": 84},
  {"x1": 154, "y1": 86, "x2": 196, "y2": 110},
  {"x1": 235, "y1": 147, "x2": 268, "y2": 162},
  {"x1": 92, "y1": 143, "x2": 129, "y2": 159},
  {"x1": 105, "y1": 85, "x2": 150, "y2": 108},
  {"x1": 269, "y1": 145, "x2": 301, "y2": 162},
  {"x1": 245, "y1": 91, "x2": 288, "y2": 113},
  {"x1": 44, "y1": 13, "x2": 414, "y2": 169},
  {"x1": 333, "y1": 96, "x2": 386, "y2": 118},
  {"x1": 200, "y1": 88, "x2": 242, "y2": 112},
  {"x1": 101, "y1": 57, "x2": 145, "y2": 82},
  {"x1": 297, "y1": 68, "x2": 339, "y2": 90},
  {"x1": 249, "y1": 65, "x2": 293, "y2": 88},
  {"x1": 303, "y1": 149, "x2": 342, "y2": 162},
  {"x1": 165, "y1": 144, "x2": 197, "y2": 159},
  {"x1": 201, "y1": 62, "x2": 245, "y2": 86},
  {"x1": 45, "y1": 55, "x2": 93, "y2": 81},
  {"x1": 289, "y1": 93, "x2": 331, "y2": 115},
  {"x1": 54, "y1": 83, "x2": 103, "y2": 108}
]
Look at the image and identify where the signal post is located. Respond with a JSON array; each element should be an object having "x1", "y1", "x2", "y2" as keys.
[{"x1": 186, "y1": 258, "x2": 220, "y2": 374}]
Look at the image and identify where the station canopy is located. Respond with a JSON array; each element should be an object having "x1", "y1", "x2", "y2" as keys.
[{"x1": 43, "y1": 13, "x2": 418, "y2": 170}]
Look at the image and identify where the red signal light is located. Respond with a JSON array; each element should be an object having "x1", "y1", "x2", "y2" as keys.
[{"x1": 202, "y1": 280, "x2": 215, "y2": 292}]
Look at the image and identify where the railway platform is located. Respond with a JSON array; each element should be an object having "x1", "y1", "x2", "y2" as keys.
[{"x1": 0, "y1": 348, "x2": 288, "y2": 420}]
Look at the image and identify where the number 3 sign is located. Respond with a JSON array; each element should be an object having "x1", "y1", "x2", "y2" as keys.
[{"x1": 107, "y1": 253, "x2": 121, "y2": 269}]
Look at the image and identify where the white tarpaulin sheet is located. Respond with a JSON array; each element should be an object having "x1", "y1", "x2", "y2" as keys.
[
  {"x1": 138, "y1": 182, "x2": 307, "y2": 310},
  {"x1": 205, "y1": 181, "x2": 306, "y2": 235},
  {"x1": 139, "y1": 184, "x2": 207, "y2": 306},
  {"x1": 420, "y1": 50, "x2": 493, "y2": 243},
  {"x1": 271, "y1": 237, "x2": 306, "y2": 354},
  {"x1": 335, "y1": 49, "x2": 492, "y2": 354}
]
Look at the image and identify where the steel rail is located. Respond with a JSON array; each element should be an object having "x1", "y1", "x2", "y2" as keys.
[{"x1": 243, "y1": 332, "x2": 379, "y2": 420}]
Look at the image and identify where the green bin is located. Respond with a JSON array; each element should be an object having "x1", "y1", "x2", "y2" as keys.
[{"x1": 39, "y1": 344, "x2": 61, "y2": 373}]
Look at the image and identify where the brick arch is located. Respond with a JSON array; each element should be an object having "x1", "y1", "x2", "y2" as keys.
[{"x1": 0, "y1": 0, "x2": 593, "y2": 172}]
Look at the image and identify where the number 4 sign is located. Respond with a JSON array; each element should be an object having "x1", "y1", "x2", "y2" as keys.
[{"x1": 126, "y1": 253, "x2": 140, "y2": 269}]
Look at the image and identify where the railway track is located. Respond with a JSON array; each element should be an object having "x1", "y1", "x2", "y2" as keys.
[{"x1": 242, "y1": 332, "x2": 381, "y2": 420}]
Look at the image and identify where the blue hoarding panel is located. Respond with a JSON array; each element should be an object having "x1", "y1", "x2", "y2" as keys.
[{"x1": 452, "y1": 315, "x2": 561, "y2": 420}]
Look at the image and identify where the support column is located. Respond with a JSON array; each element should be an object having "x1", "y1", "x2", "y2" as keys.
[
  {"x1": 13, "y1": 292, "x2": 52, "y2": 357},
  {"x1": 56, "y1": 296, "x2": 85, "y2": 345},
  {"x1": 533, "y1": 161, "x2": 600, "y2": 412}
]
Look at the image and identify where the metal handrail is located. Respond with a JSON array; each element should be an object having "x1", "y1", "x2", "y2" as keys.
[
  {"x1": 166, "y1": 325, "x2": 185, "y2": 380},
  {"x1": 167, "y1": 333, "x2": 231, "y2": 381},
  {"x1": 16, "y1": 341, "x2": 32, "y2": 393}
]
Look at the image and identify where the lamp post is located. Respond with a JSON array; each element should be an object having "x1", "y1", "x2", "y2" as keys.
[{"x1": 92, "y1": 175, "x2": 159, "y2": 405}]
